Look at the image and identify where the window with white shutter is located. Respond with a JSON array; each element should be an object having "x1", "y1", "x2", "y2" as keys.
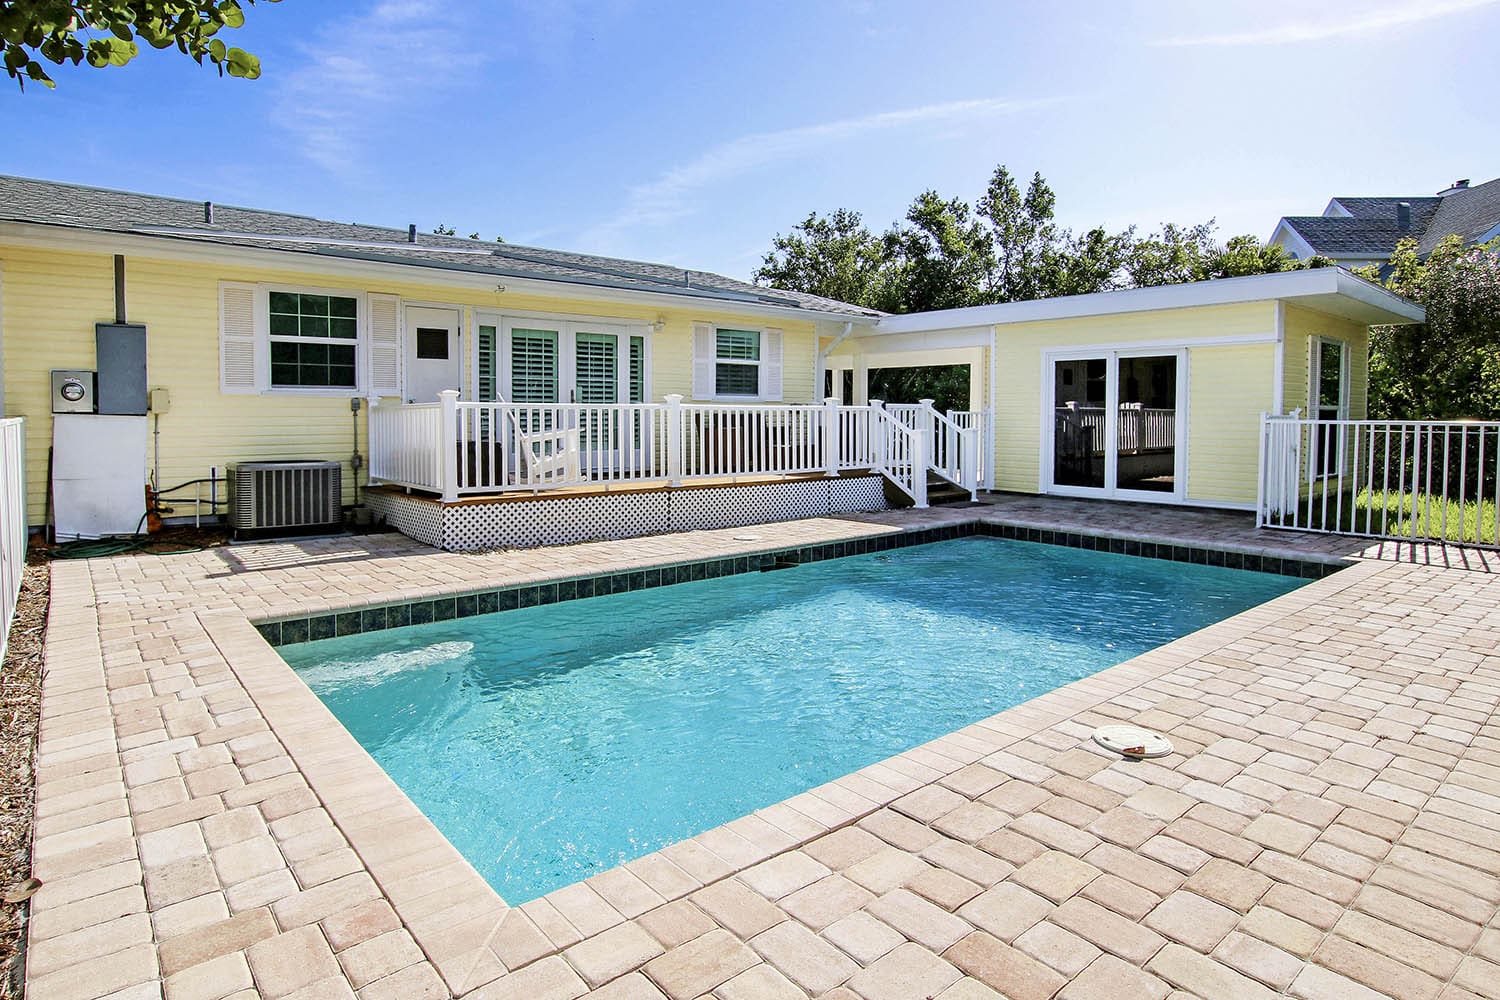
[
  {"x1": 366, "y1": 293, "x2": 401, "y2": 397},
  {"x1": 219, "y1": 282, "x2": 261, "y2": 393},
  {"x1": 220, "y1": 282, "x2": 384, "y2": 396},
  {"x1": 760, "y1": 328, "x2": 783, "y2": 401}
]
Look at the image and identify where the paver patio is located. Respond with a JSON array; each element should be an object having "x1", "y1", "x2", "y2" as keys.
[{"x1": 23, "y1": 496, "x2": 1500, "y2": 1000}]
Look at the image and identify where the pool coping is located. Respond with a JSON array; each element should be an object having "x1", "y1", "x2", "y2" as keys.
[{"x1": 208, "y1": 515, "x2": 1371, "y2": 995}]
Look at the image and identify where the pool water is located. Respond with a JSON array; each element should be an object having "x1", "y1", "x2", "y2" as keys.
[{"x1": 279, "y1": 537, "x2": 1300, "y2": 901}]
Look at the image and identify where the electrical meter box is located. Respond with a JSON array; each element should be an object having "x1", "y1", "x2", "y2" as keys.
[{"x1": 96, "y1": 322, "x2": 148, "y2": 415}]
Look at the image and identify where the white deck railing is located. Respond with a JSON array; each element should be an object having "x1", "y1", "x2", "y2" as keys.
[
  {"x1": 369, "y1": 394, "x2": 987, "y2": 509},
  {"x1": 1258, "y1": 413, "x2": 1500, "y2": 548},
  {"x1": 368, "y1": 402, "x2": 444, "y2": 492},
  {"x1": 1, "y1": 418, "x2": 26, "y2": 661}
]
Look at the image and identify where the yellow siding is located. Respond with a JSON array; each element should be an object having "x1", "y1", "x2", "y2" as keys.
[
  {"x1": 1282, "y1": 304, "x2": 1369, "y2": 419},
  {"x1": 992, "y1": 302, "x2": 1277, "y2": 500},
  {"x1": 0, "y1": 244, "x2": 819, "y2": 524},
  {"x1": 1185, "y1": 344, "x2": 1275, "y2": 505}
]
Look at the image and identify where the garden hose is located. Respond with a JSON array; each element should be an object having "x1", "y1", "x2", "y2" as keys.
[{"x1": 45, "y1": 511, "x2": 216, "y2": 560}]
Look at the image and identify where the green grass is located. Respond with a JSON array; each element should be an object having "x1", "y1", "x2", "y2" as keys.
[{"x1": 1279, "y1": 488, "x2": 1500, "y2": 544}]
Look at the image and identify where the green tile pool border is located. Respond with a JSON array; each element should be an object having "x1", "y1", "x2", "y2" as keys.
[{"x1": 253, "y1": 522, "x2": 1345, "y2": 647}]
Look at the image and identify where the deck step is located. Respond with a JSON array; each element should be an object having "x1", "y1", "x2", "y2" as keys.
[{"x1": 880, "y1": 473, "x2": 975, "y2": 508}]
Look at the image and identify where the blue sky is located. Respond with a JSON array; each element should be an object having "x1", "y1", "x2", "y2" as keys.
[{"x1": 4, "y1": 0, "x2": 1498, "y2": 280}]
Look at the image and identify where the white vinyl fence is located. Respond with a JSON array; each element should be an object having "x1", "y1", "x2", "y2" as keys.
[
  {"x1": 1, "y1": 418, "x2": 26, "y2": 660},
  {"x1": 371, "y1": 395, "x2": 987, "y2": 509},
  {"x1": 1259, "y1": 413, "x2": 1500, "y2": 548}
]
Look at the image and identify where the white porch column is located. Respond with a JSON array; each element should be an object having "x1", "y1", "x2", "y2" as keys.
[{"x1": 853, "y1": 355, "x2": 870, "y2": 405}]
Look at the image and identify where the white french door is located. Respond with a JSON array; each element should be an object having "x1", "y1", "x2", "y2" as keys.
[
  {"x1": 1045, "y1": 348, "x2": 1187, "y2": 502},
  {"x1": 480, "y1": 316, "x2": 650, "y2": 473}
]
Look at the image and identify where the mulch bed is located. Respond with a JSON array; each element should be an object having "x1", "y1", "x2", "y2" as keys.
[{"x1": 0, "y1": 554, "x2": 47, "y2": 998}]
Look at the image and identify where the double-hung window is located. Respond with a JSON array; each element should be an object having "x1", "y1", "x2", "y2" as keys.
[
  {"x1": 714, "y1": 328, "x2": 761, "y2": 397},
  {"x1": 268, "y1": 291, "x2": 359, "y2": 390}
]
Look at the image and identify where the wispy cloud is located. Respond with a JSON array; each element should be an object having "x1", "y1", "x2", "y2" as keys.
[
  {"x1": 576, "y1": 96, "x2": 1063, "y2": 254},
  {"x1": 1153, "y1": 0, "x2": 1498, "y2": 47},
  {"x1": 273, "y1": 1, "x2": 485, "y2": 180}
]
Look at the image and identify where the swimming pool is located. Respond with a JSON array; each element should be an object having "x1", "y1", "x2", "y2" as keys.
[{"x1": 279, "y1": 536, "x2": 1300, "y2": 902}]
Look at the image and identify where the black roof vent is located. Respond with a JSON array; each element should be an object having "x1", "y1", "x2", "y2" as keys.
[
  {"x1": 408, "y1": 224, "x2": 417, "y2": 243},
  {"x1": 204, "y1": 201, "x2": 214, "y2": 224},
  {"x1": 1397, "y1": 201, "x2": 1412, "y2": 231}
]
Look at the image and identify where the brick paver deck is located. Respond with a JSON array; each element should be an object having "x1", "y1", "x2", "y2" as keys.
[{"x1": 25, "y1": 498, "x2": 1500, "y2": 1000}]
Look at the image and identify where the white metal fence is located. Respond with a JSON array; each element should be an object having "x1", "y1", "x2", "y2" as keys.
[
  {"x1": 370, "y1": 395, "x2": 988, "y2": 509},
  {"x1": 1259, "y1": 413, "x2": 1500, "y2": 547},
  {"x1": 1, "y1": 418, "x2": 26, "y2": 661}
]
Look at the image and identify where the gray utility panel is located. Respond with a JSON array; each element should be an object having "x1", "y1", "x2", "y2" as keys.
[{"x1": 95, "y1": 323, "x2": 148, "y2": 415}]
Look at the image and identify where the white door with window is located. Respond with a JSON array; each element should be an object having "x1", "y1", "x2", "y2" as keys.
[
  {"x1": 404, "y1": 306, "x2": 461, "y2": 404},
  {"x1": 1045, "y1": 349, "x2": 1187, "y2": 502}
]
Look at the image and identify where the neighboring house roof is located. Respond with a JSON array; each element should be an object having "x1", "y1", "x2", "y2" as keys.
[
  {"x1": 1273, "y1": 216, "x2": 1414, "y2": 257},
  {"x1": 1417, "y1": 176, "x2": 1500, "y2": 255},
  {"x1": 865, "y1": 267, "x2": 1424, "y2": 336},
  {"x1": 1271, "y1": 177, "x2": 1500, "y2": 261},
  {"x1": 0, "y1": 175, "x2": 880, "y2": 320}
]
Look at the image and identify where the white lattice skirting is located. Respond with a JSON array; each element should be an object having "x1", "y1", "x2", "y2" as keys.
[{"x1": 364, "y1": 476, "x2": 890, "y2": 551}]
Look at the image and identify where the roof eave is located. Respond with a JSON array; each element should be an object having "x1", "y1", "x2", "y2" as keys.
[
  {"x1": 864, "y1": 268, "x2": 1423, "y2": 335},
  {"x1": 0, "y1": 220, "x2": 881, "y2": 325}
]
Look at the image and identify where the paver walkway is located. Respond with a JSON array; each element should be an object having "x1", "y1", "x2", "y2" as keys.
[{"x1": 24, "y1": 500, "x2": 1500, "y2": 1000}]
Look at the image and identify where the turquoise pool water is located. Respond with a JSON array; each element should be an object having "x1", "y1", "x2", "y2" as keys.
[{"x1": 279, "y1": 537, "x2": 1300, "y2": 902}]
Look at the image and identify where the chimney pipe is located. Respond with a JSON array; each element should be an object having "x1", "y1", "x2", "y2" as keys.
[
  {"x1": 408, "y1": 224, "x2": 417, "y2": 243},
  {"x1": 1397, "y1": 201, "x2": 1411, "y2": 232},
  {"x1": 203, "y1": 201, "x2": 214, "y2": 224}
]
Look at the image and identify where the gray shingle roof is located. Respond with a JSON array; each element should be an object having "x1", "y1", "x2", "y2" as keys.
[
  {"x1": 1418, "y1": 176, "x2": 1500, "y2": 256},
  {"x1": 0, "y1": 174, "x2": 879, "y2": 319},
  {"x1": 1328, "y1": 196, "x2": 1442, "y2": 225},
  {"x1": 1278, "y1": 216, "x2": 1413, "y2": 256},
  {"x1": 1280, "y1": 180, "x2": 1500, "y2": 260}
]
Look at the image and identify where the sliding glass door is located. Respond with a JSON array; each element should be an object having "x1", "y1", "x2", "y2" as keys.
[{"x1": 1048, "y1": 350, "x2": 1184, "y2": 501}]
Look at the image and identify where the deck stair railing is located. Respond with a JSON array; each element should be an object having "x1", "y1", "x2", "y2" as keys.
[
  {"x1": 370, "y1": 394, "x2": 987, "y2": 509},
  {"x1": 1258, "y1": 412, "x2": 1500, "y2": 548}
]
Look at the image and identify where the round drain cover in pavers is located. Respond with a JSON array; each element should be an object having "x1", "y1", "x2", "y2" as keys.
[{"x1": 1092, "y1": 724, "x2": 1173, "y2": 759}]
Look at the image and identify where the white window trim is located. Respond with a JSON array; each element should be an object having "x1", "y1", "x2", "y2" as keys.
[
  {"x1": 1309, "y1": 336, "x2": 1350, "y2": 419},
  {"x1": 713, "y1": 327, "x2": 765, "y2": 400},
  {"x1": 260, "y1": 283, "x2": 368, "y2": 397}
]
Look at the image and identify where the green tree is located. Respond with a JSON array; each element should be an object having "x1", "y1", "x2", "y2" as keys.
[
  {"x1": 2, "y1": 0, "x2": 275, "y2": 89},
  {"x1": 755, "y1": 163, "x2": 1321, "y2": 318},
  {"x1": 977, "y1": 167, "x2": 1061, "y2": 301},
  {"x1": 880, "y1": 190, "x2": 994, "y2": 312},
  {"x1": 1123, "y1": 221, "x2": 1219, "y2": 286},
  {"x1": 754, "y1": 208, "x2": 887, "y2": 308},
  {"x1": 1363, "y1": 236, "x2": 1500, "y2": 419}
]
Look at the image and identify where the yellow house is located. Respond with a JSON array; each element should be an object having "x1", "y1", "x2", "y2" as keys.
[
  {"x1": 0, "y1": 176, "x2": 1422, "y2": 549},
  {"x1": 826, "y1": 270, "x2": 1423, "y2": 510}
]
